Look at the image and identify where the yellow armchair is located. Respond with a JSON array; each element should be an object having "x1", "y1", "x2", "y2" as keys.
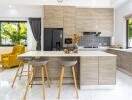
[{"x1": 1, "y1": 45, "x2": 25, "y2": 68}]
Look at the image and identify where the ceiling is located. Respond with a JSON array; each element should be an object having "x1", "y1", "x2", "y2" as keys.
[
  {"x1": 0, "y1": 0, "x2": 129, "y2": 8},
  {"x1": 111, "y1": 0, "x2": 129, "y2": 7}
]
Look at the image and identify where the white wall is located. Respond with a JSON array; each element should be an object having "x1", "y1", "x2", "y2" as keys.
[
  {"x1": 0, "y1": 0, "x2": 113, "y2": 8},
  {"x1": 0, "y1": 5, "x2": 44, "y2": 57},
  {"x1": 114, "y1": 1, "x2": 132, "y2": 48},
  {"x1": 0, "y1": 5, "x2": 43, "y2": 18},
  {"x1": 112, "y1": 0, "x2": 129, "y2": 8}
]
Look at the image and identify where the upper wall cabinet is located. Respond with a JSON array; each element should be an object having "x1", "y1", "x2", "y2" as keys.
[
  {"x1": 44, "y1": 6, "x2": 114, "y2": 36},
  {"x1": 44, "y1": 6, "x2": 63, "y2": 28},
  {"x1": 63, "y1": 6, "x2": 76, "y2": 35},
  {"x1": 76, "y1": 8, "x2": 95, "y2": 34},
  {"x1": 96, "y1": 9, "x2": 113, "y2": 36},
  {"x1": 76, "y1": 8, "x2": 113, "y2": 36}
]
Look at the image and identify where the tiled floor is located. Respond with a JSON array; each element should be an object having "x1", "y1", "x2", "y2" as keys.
[{"x1": 0, "y1": 67, "x2": 132, "y2": 100}]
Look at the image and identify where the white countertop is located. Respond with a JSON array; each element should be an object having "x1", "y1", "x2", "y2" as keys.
[
  {"x1": 78, "y1": 46, "x2": 109, "y2": 49},
  {"x1": 108, "y1": 48, "x2": 132, "y2": 53},
  {"x1": 18, "y1": 51, "x2": 116, "y2": 58},
  {"x1": 78, "y1": 47, "x2": 109, "y2": 51}
]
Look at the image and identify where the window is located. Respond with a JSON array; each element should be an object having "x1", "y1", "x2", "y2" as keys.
[
  {"x1": 0, "y1": 21, "x2": 27, "y2": 46},
  {"x1": 127, "y1": 18, "x2": 132, "y2": 48}
]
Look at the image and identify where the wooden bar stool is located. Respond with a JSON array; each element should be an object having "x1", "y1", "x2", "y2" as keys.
[
  {"x1": 12, "y1": 58, "x2": 31, "y2": 88},
  {"x1": 58, "y1": 60, "x2": 79, "y2": 99},
  {"x1": 24, "y1": 60, "x2": 50, "y2": 100}
]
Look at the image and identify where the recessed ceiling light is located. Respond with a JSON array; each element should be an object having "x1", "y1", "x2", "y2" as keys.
[
  {"x1": 57, "y1": 0, "x2": 63, "y2": 3},
  {"x1": 8, "y1": 5, "x2": 13, "y2": 8}
]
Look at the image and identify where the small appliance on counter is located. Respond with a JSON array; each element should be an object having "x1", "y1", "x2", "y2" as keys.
[
  {"x1": 64, "y1": 38, "x2": 73, "y2": 49},
  {"x1": 65, "y1": 38, "x2": 72, "y2": 44}
]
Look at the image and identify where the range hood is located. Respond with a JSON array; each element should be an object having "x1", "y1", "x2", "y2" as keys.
[{"x1": 83, "y1": 32, "x2": 101, "y2": 36}]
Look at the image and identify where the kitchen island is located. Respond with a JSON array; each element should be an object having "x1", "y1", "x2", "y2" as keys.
[{"x1": 18, "y1": 51, "x2": 116, "y2": 89}]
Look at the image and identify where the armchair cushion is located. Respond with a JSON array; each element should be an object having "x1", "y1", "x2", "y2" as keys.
[
  {"x1": 1, "y1": 45, "x2": 25, "y2": 68},
  {"x1": 2, "y1": 58, "x2": 9, "y2": 61},
  {"x1": 1, "y1": 53, "x2": 11, "y2": 58}
]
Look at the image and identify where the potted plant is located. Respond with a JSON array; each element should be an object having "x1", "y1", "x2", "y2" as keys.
[{"x1": 72, "y1": 34, "x2": 80, "y2": 53}]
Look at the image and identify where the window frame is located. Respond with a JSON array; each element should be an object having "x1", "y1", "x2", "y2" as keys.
[
  {"x1": 126, "y1": 20, "x2": 129, "y2": 48},
  {"x1": 0, "y1": 20, "x2": 27, "y2": 46}
]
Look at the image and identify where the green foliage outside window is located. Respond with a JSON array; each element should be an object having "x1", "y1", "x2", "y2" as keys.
[
  {"x1": 128, "y1": 19, "x2": 132, "y2": 39},
  {"x1": 0, "y1": 22, "x2": 27, "y2": 46}
]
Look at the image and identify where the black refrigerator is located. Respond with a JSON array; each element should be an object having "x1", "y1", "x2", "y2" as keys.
[{"x1": 44, "y1": 28, "x2": 63, "y2": 51}]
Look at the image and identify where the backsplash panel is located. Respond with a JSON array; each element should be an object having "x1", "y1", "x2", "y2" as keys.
[{"x1": 78, "y1": 35, "x2": 111, "y2": 47}]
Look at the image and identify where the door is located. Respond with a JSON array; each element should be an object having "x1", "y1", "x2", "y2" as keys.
[
  {"x1": 44, "y1": 28, "x2": 63, "y2": 51},
  {"x1": 44, "y1": 6, "x2": 63, "y2": 28},
  {"x1": 80, "y1": 57, "x2": 98, "y2": 85},
  {"x1": 99, "y1": 56, "x2": 116, "y2": 85},
  {"x1": 44, "y1": 28, "x2": 52, "y2": 51},
  {"x1": 52, "y1": 29, "x2": 63, "y2": 51}
]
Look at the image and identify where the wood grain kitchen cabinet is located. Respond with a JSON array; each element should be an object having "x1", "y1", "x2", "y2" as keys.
[
  {"x1": 76, "y1": 8, "x2": 95, "y2": 34},
  {"x1": 63, "y1": 6, "x2": 76, "y2": 35},
  {"x1": 99, "y1": 56, "x2": 116, "y2": 85},
  {"x1": 80, "y1": 56, "x2": 116, "y2": 85},
  {"x1": 76, "y1": 8, "x2": 113, "y2": 36},
  {"x1": 44, "y1": 6, "x2": 63, "y2": 28},
  {"x1": 44, "y1": 6, "x2": 113, "y2": 36},
  {"x1": 107, "y1": 49, "x2": 132, "y2": 75},
  {"x1": 115, "y1": 51, "x2": 121, "y2": 67},
  {"x1": 129, "y1": 55, "x2": 132, "y2": 73},
  {"x1": 97, "y1": 9, "x2": 113, "y2": 36},
  {"x1": 80, "y1": 57, "x2": 98, "y2": 85},
  {"x1": 119, "y1": 52, "x2": 130, "y2": 72},
  {"x1": 107, "y1": 49, "x2": 121, "y2": 67}
]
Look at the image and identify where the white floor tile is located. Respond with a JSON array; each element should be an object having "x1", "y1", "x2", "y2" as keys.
[{"x1": 0, "y1": 67, "x2": 132, "y2": 100}]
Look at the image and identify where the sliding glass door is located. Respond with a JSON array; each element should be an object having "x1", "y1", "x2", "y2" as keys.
[{"x1": 127, "y1": 18, "x2": 132, "y2": 48}]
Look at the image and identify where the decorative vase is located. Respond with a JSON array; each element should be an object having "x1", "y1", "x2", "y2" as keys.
[{"x1": 73, "y1": 42, "x2": 78, "y2": 53}]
